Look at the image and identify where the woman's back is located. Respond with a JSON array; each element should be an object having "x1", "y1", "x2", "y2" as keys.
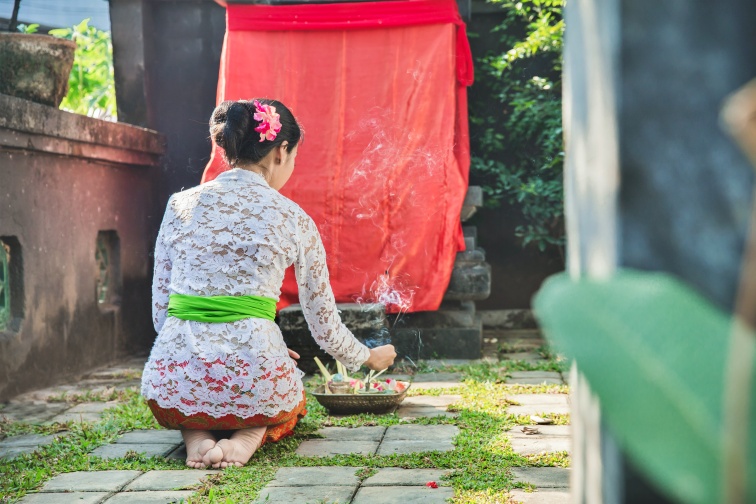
[{"x1": 162, "y1": 168, "x2": 300, "y2": 300}]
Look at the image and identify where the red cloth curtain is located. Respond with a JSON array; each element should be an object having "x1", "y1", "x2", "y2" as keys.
[{"x1": 203, "y1": 0, "x2": 473, "y2": 313}]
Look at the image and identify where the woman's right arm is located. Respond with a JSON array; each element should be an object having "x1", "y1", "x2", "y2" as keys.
[{"x1": 294, "y1": 213, "x2": 395, "y2": 371}]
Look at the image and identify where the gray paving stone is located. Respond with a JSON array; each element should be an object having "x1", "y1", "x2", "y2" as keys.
[
  {"x1": 509, "y1": 425, "x2": 571, "y2": 455},
  {"x1": 296, "y1": 440, "x2": 379, "y2": 457},
  {"x1": 68, "y1": 402, "x2": 118, "y2": 413},
  {"x1": 511, "y1": 467, "x2": 571, "y2": 488},
  {"x1": 384, "y1": 424, "x2": 459, "y2": 441},
  {"x1": 363, "y1": 468, "x2": 450, "y2": 486},
  {"x1": 0, "y1": 403, "x2": 70, "y2": 423},
  {"x1": 396, "y1": 395, "x2": 460, "y2": 418},
  {"x1": 0, "y1": 433, "x2": 60, "y2": 448},
  {"x1": 411, "y1": 372, "x2": 464, "y2": 389},
  {"x1": 505, "y1": 371, "x2": 563, "y2": 385},
  {"x1": 116, "y1": 430, "x2": 184, "y2": 445},
  {"x1": 48, "y1": 410, "x2": 105, "y2": 423},
  {"x1": 104, "y1": 491, "x2": 195, "y2": 503},
  {"x1": 125, "y1": 470, "x2": 216, "y2": 491},
  {"x1": 269, "y1": 466, "x2": 361, "y2": 487},
  {"x1": 0, "y1": 445, "x2": 38, "y2": 459},
  {"x1": 506, "y1": 394, "x2": 569, "y2": 406},
  {"x1": 41, "y1": 470, "x2": 142, "y2": 492},
  {"x1": 90, "y1": 443, "x2": 179, "y2": 460},
  {"x1": 507, "y1": 404, "x2": 570, "y2": 417},
  {"x1": 501, "y1": 352, "x2": 547, "y2": 363},
  {"x1": 254, "y1": 485, "x2": 356, "y2": 504},
  {"x1": 316, "y1": 426, "x2": 386, "y2": 441},
  {"x1": 377, "y1": 439, "x2": 455, "y2": 455},
  {"x1": 166, "y1": 444, "x2": 187, "y2": 461},
  {"x1": 509, "y1": 489, "x2": 571, "y2": 503},
  {"x1": 352, "y1": 486, "x2": 454, "y2": 503},
  {"x1": 20, "y1": 492, "x2": 109, "y2": 504}
]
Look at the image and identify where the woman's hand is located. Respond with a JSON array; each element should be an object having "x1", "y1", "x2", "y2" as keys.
[
  {"x1": 288, "y1": 348, "x2": 300, "y2": 365},
  {"x1": 364, "y1": 344, "x2": 397, "y2": 371}
]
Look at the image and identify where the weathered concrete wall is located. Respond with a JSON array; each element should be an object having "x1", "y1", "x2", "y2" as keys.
[{"x1": 0, "y1": 93, "x2": 164, "y2": 401}]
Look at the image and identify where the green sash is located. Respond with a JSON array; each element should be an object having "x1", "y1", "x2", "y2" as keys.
[{"x1": 167, "y1": 293, "x2": 277, "y2": 322}]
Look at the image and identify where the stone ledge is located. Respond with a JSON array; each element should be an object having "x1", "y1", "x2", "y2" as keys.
[{"x1": 0, "y1": 93, "x2": 164, "y2": 166}]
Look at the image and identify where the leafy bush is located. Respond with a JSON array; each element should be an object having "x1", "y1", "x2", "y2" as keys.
[
  {"x1": 470, "y1": 0, "x2": 564, "y2": 252},
  {"x1": 50, "y1": 19, "x2": 117, "y2": 120}
]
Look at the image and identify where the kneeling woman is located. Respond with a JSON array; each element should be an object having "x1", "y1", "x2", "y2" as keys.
[{"x1": 141, "y1": 99, "x2": 396, "y2": 469}]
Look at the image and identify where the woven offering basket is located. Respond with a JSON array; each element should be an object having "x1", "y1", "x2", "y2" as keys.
[{"x1": 312, "y1": 381, "x2": 411, "y2": 415}]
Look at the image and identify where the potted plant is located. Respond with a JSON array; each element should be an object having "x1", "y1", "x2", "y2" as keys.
[{"x1": 0, "y1": 0, "x2": 76, "y2": 107}]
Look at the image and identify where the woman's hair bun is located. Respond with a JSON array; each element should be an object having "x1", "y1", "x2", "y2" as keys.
[
  {"x1": 209, "y1": 98, "x2": 301, "y2": 167},
  {"x1": 210, "y1": 101, "x2": 252, "y2": 165}
]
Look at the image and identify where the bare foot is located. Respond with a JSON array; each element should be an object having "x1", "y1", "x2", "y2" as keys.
[
  {"x1": 213, "y1": 427, "x2": 266, "y2": 468},
  {"x1": 181, "y1": 429, "x2": 218, "y2": 469}
]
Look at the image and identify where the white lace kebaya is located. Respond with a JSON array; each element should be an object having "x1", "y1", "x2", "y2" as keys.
[{"x1": 141, "y1": 168, "x2": 371, "y2": 419}]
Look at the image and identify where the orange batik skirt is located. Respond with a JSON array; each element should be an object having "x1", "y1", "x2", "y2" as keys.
[{"x1": 147, "y1": 391, "x2": 307, "y2": 446}]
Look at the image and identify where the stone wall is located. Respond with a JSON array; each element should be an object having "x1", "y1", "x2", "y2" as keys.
[{"x1": 0, "y1": 93, "x2": 164, "y2": 401}]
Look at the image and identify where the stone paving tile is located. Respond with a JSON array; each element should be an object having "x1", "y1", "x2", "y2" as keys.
[
  {"x1": 268, "y1": 466, "x2": 361, "y2": 487},
  {"x1": 0, "y1": 402, "x2": 70, "y2": 423},
  {"x1": 508, "y1": 489, "x2": 571, "y2": 503},
  {"x1": 104, "y1": 491, "x2": 195, "y2": 503},
  {"x1": 316, "y1": 426, "x2": 386, "y2": 441},
  {"x1": 115, "y1": 430, "x2": 184, "y2": 445},
  {"x1": 384, "y1": 424, "x2": 459, "y2": 441},
  {"x1": 352, "y1": 486, "x2": 454, "y2": 503},
  {"x1": 362, "y1": 468, "x2": 450, "y2": 486},
  {"x1": 396, "y1": 395, "x2": 460, "y2": 418},
  {"x1": 377, "y1": 439, "x2": 455, "y2": 456},
  {"x1": 410, "y1": 372, "x2": 464, "y2": 389},
  {"x1": 49, "y1": 402, "x2": 117, "y2": 423},
  {"x1": 509, "y1": 425, "x2": 571, "y2": 455},
  {"x1": 41, "y1": 470, "x2": 142, "y2": 492},
  {"x1": 0, "y1": 446, "x2": 40, "y2": 459},
  {"x1": 0, "y1": 433, "x2": 67, "y2": 459},
  {"x1": 500, "y1": 352, "x2": 547, "y2": 363},
  {"x1": 506, "y1": 394, "x2": 569, "y2": 406},
  {"x1": 511, "y1": 467, "x2": 571, "y2": 488},
  {"x1": 506, "y1": 404, "x2": 571, "y2": 417},
  {"x1": 254, "y1": 485, "x2": 356, "y2": 504},
  {"x1": 125, "y1": 470, "x2": 216, "y2": 491},
  {"x1": 295, "y1": 440, "x2": 379, "y2": 457},
  {"x1": 505, "y1": 371, "x2": 563, "y2": 385},
  {"x1": 20, "y1": 492, "x2": 110, "y2": 504},
  {"x1": 0, "y1": 433, "x2": 61, "y2": 448},
  {"x1": 166, "y1": 444, "x2": 187, "y2": 461},
  {"x1": 90, "y1": 443, "x2": 179, "y2": 460}
]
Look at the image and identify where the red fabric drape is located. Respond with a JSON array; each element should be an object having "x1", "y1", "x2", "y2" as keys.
[{"x1": 203, "y1": 0, "x2": 473, "y2": 313}]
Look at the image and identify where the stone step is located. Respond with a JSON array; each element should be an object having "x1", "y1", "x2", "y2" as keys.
[{"x1": 392, "y1": 316, "x2": 483, "y2": 361}]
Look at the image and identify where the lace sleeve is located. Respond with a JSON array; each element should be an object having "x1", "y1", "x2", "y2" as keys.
[
  {"x1": 295, "y1": 213, "x2": 371, "y2": 372},
  {"x1": 152, "y1": 199, "x2": 174, "y2": 333}
]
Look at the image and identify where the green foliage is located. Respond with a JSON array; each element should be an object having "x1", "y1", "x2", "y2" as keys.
[
  {"x1": 470, "y1": 0, "x2": 565, "y2": 252},
  {"x1": 49, "y1": 19, "x2": 117, "y2": 120},
  {"x1": 15, "y1": 23, "x2": 38, "y2": 34},
  {"x1": 533, "y1": 269, "x2": 756, "y2": 504}
]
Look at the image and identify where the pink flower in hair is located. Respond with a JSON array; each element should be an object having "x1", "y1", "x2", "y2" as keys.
[{"x1": 253, "y1": 100, "x2": 282, "y2": 142}]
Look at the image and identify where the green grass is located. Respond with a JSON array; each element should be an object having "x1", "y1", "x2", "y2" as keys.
[{"x1": 0, "y1": 360, "x2": 570, "y2": 504}]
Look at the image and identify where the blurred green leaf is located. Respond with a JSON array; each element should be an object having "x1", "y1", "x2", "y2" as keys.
[{"x1": 533, "y1": 270, "x2": 746, "y2": 504}]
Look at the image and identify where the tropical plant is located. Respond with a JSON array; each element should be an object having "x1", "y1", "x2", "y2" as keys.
[
  {"x1": 470, "y1": 0, "x2": 565, "y2": 252},
  {"x1": 49, "y1": 19, "x2": 117, "y2": 120}
]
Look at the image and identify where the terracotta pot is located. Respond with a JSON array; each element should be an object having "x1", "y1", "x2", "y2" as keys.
[{"x1": 0, "y1": 33, "x2": 76, "y2": 107}]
